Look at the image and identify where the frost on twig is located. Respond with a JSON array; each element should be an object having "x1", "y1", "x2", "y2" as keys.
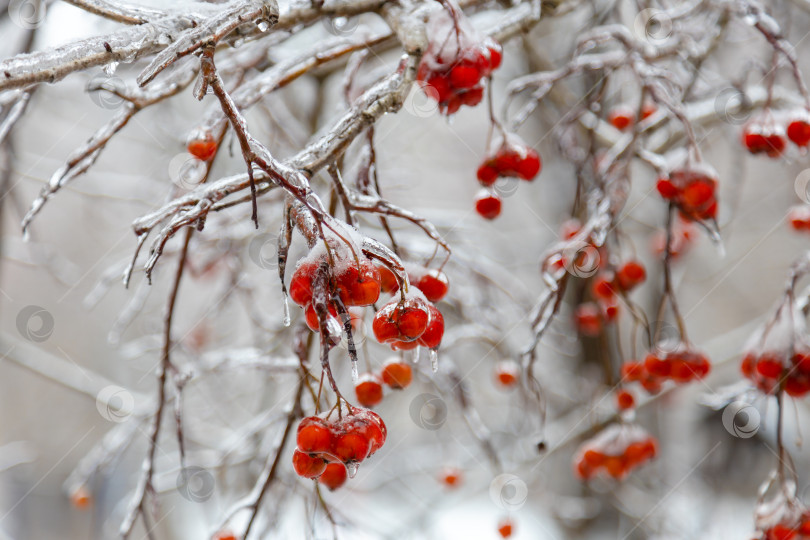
[{"x1": 0, "y1": 0, "x2": 276, "y2": 92}]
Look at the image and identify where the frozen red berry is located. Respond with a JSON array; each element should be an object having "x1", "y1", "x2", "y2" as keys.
[
  {"x1": 292, "y1": 449, "x2": 327, "y2": 478},
  {"x1": 475, "y1": 189, "x2": 502, "y2": 220},
  {"x1": 381, "y1": 360, "x2": 413, "y2": 389},
  {"x1": 355, "y1": 374, "x2": 384, "y2": 408}
]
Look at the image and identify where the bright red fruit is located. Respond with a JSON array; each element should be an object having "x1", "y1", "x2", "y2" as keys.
[
  {"x1": 290, "y1": 261, "x2": 318, "y2": 306},
  {"x1": 439, "y1": 466, "x2": 462, "y2": 488},
  {"x1": 296, "y1": 416, "x2": 334, "y2": 455},
  {"x1": 789, "y1": 205, "x2": 810, "y2": 231},
  {"x1": 292, "y1": 449, "x2": 327, "y2": 478},
  {"x1": 355, "y1": 374, "x2": 384, "y2": 408},
  {"x1": 411, "y1": 268, "x2": 449, "y2": 302},
  {"x1": 318, "y1": 463, "x2": 348, "y2": 491},
  {"x1": 575, "y1": 302, "x2": 602, "y2": 336},
  {"x1": 616, "y1": 389, "x2": 635, "y2": 410},
  {"x1": 495, "y1": 360, "x2": 520, "y2": 388},
  {"x1": 498, "y1": 518, "x2": 514, "y2": 538},
  {"x1": 608, "y1": 106, "x2": 634, "y2": 131},
  {"x1": 417, "y1": 304, "x2": 445, "y2": 349},
  {"x1": 373, "y1": 297, "x2": 430, "y2": 344},
  {"x1": 742, "y1": 120, "x2": 786, "y2": 157},
  {"x1": 657, "y1": 166, "x2": 719, "y2": 222},
  {"x1": 787, "y1": 115, "x2": 810, "y2": 147},
  {"x1": 336, "y1": 259, "x2": 381, "y2": 307},
  {"x1": 381, "y1": 360, "x2": 413, "y2": 389},
  {"x1": 187, "y1": 131, "x2": 218, "y2": 161},
  {"x1": 475, "y1": 190, "x2": 502, "y2": 220},
  {"x1": 378, "y1": 265, "x2": 400, "y2": 293},
  {"x1": 333, "y1": 430, "x2": 370, "y2": 463},
  {"x1": 615, "y1": 260, "x2": 646, "y2": 291}
]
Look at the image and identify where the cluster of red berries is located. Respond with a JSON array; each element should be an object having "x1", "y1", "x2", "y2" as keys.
[
  {"x1": 643, "y1": 345, "x2": 711, "y2": 383},
  {"x1": 290, "y1": 247, "x2": 381, "y2": 332},
  {"x1": 417, "y1": 10, "x2": 501, "y2": 116},
  {"x1": 741, "y1": 110, "x2": 810, "y2": 158},
  {"x1": 354, "y1": 359, "x2": 414, "y2": 407},
  {"x1": 607, "y1": 103, "x2": 657, "y2": 131},
  {"x1": 186, "y1": 130, "x2": 218, "y2": 161},
  {"x1": 474, "y1": 134, "x2": 541, "y2": 220},
  {"x1": 372, "y1": 292, "x2": 445, "y2": 351},
  {"x1": 620, "y1": 361, "x2": 665, "y2": 395},
  {"x1": 573, "y1": 260, "x2": 647, "y2": 337},
  {"x1": 741, "y1": 350, "x2": 810, "y2": 397},
  {"x1": 656, "y1": 164, "x2": 719, "y2": 222},
  {"x1": 621, "y1": 344, "x2": 711, "y2": 393},
  {"x1": 573, "y1": 424, "x2": 658, "y2": 481},
  {"x1": 292, "y1": 408, "x2": 386, "y2": 490}
]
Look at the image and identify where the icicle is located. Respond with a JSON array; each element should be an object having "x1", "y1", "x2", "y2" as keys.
[
  {"x1": 429, "y1": 348, "x2": 439, "y2": 372},
  {"x1": 351, "y1": 358, "x2": 359, "y2": 383},
  {"x1": 22, "y1": 229, "x2": 30, "y2": 242},
  {"x1": 346, "y1": 462, "x2": 359, "y2": 478},
  {"x1": 282, "y1": 296, "x2": 291, "y2": 327},
  {"x1": 104, "y1": 62, "x2": 119, "y2": 76}
]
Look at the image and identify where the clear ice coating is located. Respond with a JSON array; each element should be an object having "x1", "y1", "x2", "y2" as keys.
[
  {"x1": 282, "y1": 296, "x2": 290, "y2": 327},
  {"x1": 429, "y1": 348, "x2": 439, "y2": 372},
  {"x1": 351, "y1": 358, "x2": 359, "y2": 383},
  {"x1": 346, "y1": 462, "x2": 359, "y2": 479}
]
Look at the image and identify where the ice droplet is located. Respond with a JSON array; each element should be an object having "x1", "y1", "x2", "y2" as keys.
[
  {"x1": 282, "y1": 296, "x2": 291, "y2": 327},
  {"x1": 104, "y1": 62, "x2": 119, "y2": 76},
  {"x1": 346, "y1": 462, "x2": 358, "y2": 478},
  {"x1": 257, "y1": 21, "x2": 269, "y2": 32},
  {"x1": 22, "y1": 229, "x2": 30, "y2": 242},
  {"x1": 429, "y1": 349, "x2": 439, "y2": 372}
]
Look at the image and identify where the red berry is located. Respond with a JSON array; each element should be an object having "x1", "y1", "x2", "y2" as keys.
[
  {"x1": 378, "y1": 265, "x2": 400, "y2": 293},
  {"x1": 616, "y1": 389, "x2": 635, "y2": 410},
  {"x1": 641, "y1": 103, "x2": 657, "y2": 120},
  {"x1": 488, "y1": 43, "x2": 502, "y2": 70},
  {"x1": 460, "y1": 86, "x2": 484, "y2": 106},
  {"x1": 304, "y1": 302, "x2": 337, "y2": 332},
  {"x1": 475, "y1": 190, "x2": 502, "y2": 220},
  {"x1": 381, "y1": 360, "x2": 413, "y2": 389},
  {"x1": 788, "y1": 117, "x2": 810, "y2": 146},
  {"x1": 293, "y1": 449, "x2": 327, "y2": 478},
  {"x1": 359, "y1": 409, "x2": 387, "y2": 455},
  {"x1": 477, "y1": 162, "x2": 499, "y2": 185},
  {"x1": 336, "y1": 259, "x2": 381, "y2": 306},
  {"x1": 439, "y1": 466, "x2": 462, "y2": 488},
  {"x1": 70, "y1": 486, "x2": 92, "y2": 510},
  {"x1": 656, "y1": 178, "x2": 678, "y2": 199},
  {"x1": 756, "y1": 358, "x2": 783, "y2": 379},
  {"x1": 449, "y1": 65, "x2": 481, "y2": 89},
  {"x1": 575, "y1": 302, "x2": 602, "y2": 336},
  {"x1": 290, "y1": 261, "x2": 318, "y2": 306},
  {"x1": 412, "y1": 269, "x2": 449, "y2": 303},
  {"x1": 417, "y1": 304, "x2": 444, "y2": 349},
  {"x1": 516, "y1": 148, "x2": 541, "y2": 180},
  {"x1": 495, "y1": 360, "x2": 520, "y2": 388},
  {"x1": 297, "y1": 416, "x2": 334, "y2": 455},
  {"x1": 591, "y1": 274, "x2": 616, "y2": 301},
  {"x1": 608, "y1": 107, "x2": 634, "y2": 131},
  {"x1": 187, "y1": 132, "x2": 217, "y2": 161},
  {"x1": 615, "y1": 260, "x2": 646, "y2": 291},
  {"x1": 498, "y1": 518, "x2": 514, "y2": 538},
  {"x1": 318, "y1": 463, "x2": 348, "y2": 491},
  {"x1": 766, "y1": 524, "x2": 798, "y2": 540},
  {"x1": 355, "y1": 374, "x2": 384, "y2": 408},
  {"x1": 333, "y1": 428, "x2": 370, "y2": 464},
  {"x1": 213, "y1": 532, "x2": 237, "y2": 540}
]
